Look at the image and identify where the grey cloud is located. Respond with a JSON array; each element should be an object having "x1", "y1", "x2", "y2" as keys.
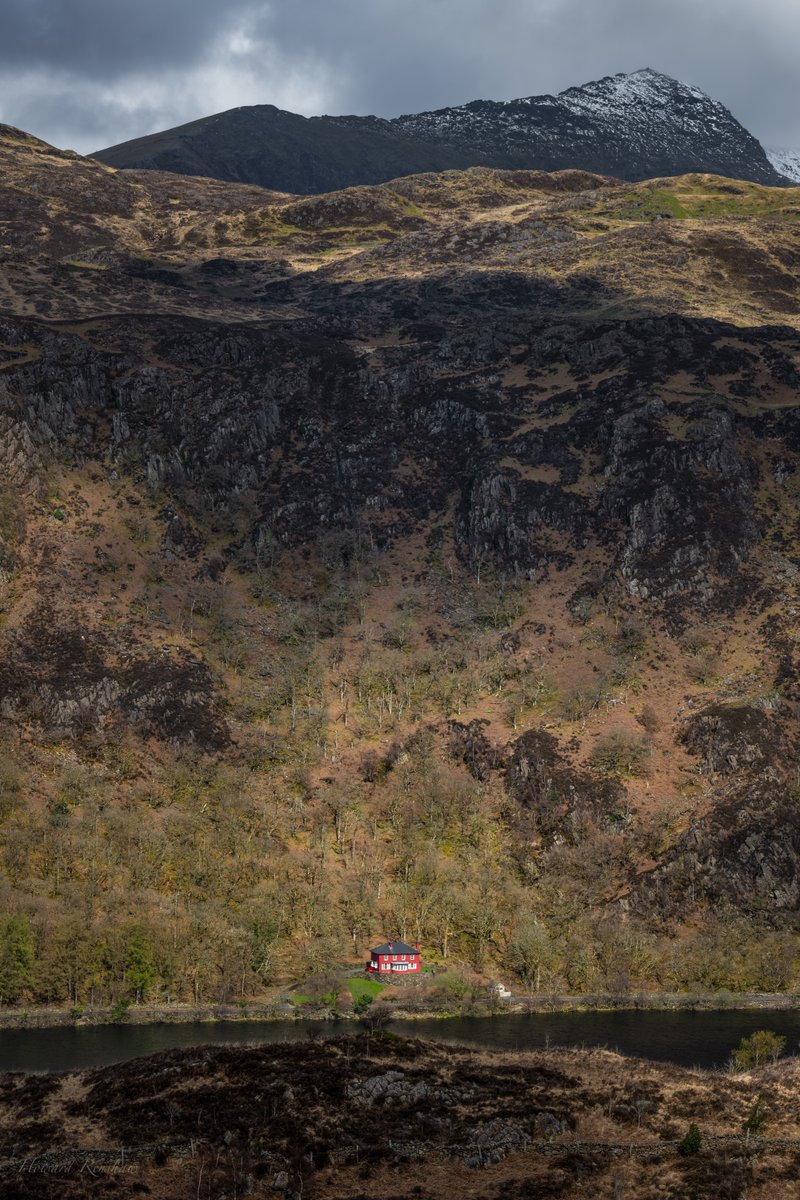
[
  {"x1": 0, "y1": 0, "x2": 244, "y2": 76},
  {"x1": 0, "y1": 0, "x2": 798, "y2": 153},
  {"x1": 252, "y1": 0, "x2": 800, "y2": 145}
]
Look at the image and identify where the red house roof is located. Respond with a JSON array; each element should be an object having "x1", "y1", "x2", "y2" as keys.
[{"x1": 370, "y1": 940, "x2": 419, "y2": 956}]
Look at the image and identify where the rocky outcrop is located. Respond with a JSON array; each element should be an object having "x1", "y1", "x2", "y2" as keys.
[
  {"x1": 631, "y1": 792, "x2": 800, "y2": 917},
  {"x1": 446, "y1": 719, "x2": 502, "y2": 781},
  {"x1": 504, "y1": 728, "x2": 622, "y2": 841},
  {"x1": 0, "y1": 606, "x2": 228, "y2": 748},
  {"x1": 457, "y1": 469, "x2": 589, "y2": 576},
  {"x1": 345, "y1": 1070, "x2": 441, "y2": 1107},
  {"x1": 677, "y1": 703, "x2": 789, "y2": 778},
  {"x1": 120, "y1": 652, "x2": 230, "y2": 750},
  {"x1": 0, "y1": 305, "x2": 780, "y2": 612},
  {"x1": 628, "y1": 703, "x2": 797, "y2": 915},
  {"x1": 600, "y1": 399, "x2": 758, "y2": 599},
  {"x1": 0, "y1": 296, "x2": 789, "y2": 623}
]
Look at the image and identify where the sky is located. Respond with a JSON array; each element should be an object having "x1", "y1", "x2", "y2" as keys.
[{"x1": 0, "y1": 0, "x2": 798, "y2": 153}]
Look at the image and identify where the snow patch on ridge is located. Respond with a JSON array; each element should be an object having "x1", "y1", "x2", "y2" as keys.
[{"x1": 766, "y1": 148, "x2": 800, "y2": 183}]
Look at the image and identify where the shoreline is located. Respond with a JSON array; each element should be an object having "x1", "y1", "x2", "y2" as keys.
[{"x1": 2, "y1": 990, "x2": 799, "y2": 1031}]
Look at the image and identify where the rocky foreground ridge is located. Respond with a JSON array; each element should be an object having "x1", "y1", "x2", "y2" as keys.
[
  {"x1": 3, "y1": 1035, "x2": 800, "y2": 1198},
  {"x1": 94, "y1": 69, "x2": 788, "y2": 192},
  {"x1": 2, "y1": 125, "x2": 800, "y2": 1002}
]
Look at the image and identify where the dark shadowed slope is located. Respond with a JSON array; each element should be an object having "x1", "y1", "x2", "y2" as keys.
[{"x1": 4, "y1": 1036, "x2": 800, "y2": 1198}]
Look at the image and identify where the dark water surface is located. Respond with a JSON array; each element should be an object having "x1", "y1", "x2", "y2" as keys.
[{"x1": 3, "y1": 1008, "x2": 800, "y2": 1073}]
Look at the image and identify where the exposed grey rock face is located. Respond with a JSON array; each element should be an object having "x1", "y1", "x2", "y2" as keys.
[
  {"x1": 463, "y1": 1119, "x2": 532, "y2": 1167},
  {"x1": 457, "y1": 469, "x2": 589, "y2": 576},
  {"x1": 345, "y1": 1071, "x2": 438, "y2": 1107},
  {"x1": 677, "y1": 703, "x2": 789, "y2": 777},
  {"x1": 599, "y1": 399, "x2": 758, "y2": 599},
  {"x1": 395, "y1": 70, "x2": 781, "y2": 186},
  {"x1": 1, "y1": 275, "x2": 798, "y2": 776},
  {"x1": 94, "y1": 70, "x2": 785, "y2": 192},
  {"x1": 629, "y1": 704, "x2": 799, "y2": 916},
  {"x1": 767, "y1": 147, "x2": 800, "y2": 183},
  {"x1": 504, "y1": 728, "x2": 622, "y2": 843},
  {"x1": 0, "y1": 305, "x2": 786, "y2": 613},
  {"x1": 630, "y1": 794, "x2": 800, "y2": 915},
  {"x1": 456, "y1": 377, "x2": 759, "y2": 598}
]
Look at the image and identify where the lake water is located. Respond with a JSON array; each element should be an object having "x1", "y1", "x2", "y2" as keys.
[{"x1": 2, "y1": 1008, "x2": 800, "y2": 1074}]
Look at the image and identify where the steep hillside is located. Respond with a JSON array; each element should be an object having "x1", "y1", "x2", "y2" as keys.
[
  {"x1": 93, "y1": 69, "x2": 787, "y2": 192},
  {"x1": 3, "y1": 125, "x2": 800, "y2": 1006}
]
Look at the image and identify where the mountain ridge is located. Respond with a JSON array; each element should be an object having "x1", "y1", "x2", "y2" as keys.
[{"x1": 93, "y1": 68, "x2": 788, "y2": 193}]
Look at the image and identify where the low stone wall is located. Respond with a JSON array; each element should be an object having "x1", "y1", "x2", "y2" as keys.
[
  {"x1": 1, "y1": 989, "x2": 799, "y2": 1029},
  {"x1": 4, "y1": 1131, "x2": 796, "y2": 1183}
]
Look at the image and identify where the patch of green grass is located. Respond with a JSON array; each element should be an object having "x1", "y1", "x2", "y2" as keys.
[
  {"x1": 663, "y1": 413, "x2": 690, "y2": 440},
  {"x1": 397, "y1": 195, "x2": 426, "y2": 219},
  {"x1": 346, "y1": 977, "x2": 385, "y2": 1002},
  {"x1": 598, "y1": 179, "x2": 800, "y2": 225},
  {"x1": 63, "y1": 260, "x2": 109, "y2": 270},
  {"x1": 614, "y1": 189, "x2": 688, "y2": 221},
  {"x1": 236, "y1": 210, "x2": 304, "y2": 245}
]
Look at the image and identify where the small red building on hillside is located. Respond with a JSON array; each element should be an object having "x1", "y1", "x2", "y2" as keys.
[{"x1": 367, "y1": 940, "x2": 421, "y2": 974}]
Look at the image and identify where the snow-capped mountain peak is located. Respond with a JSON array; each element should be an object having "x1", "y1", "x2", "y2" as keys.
[
  {"x1": 391, "y1": 70, "x2": 779, "y2": 186},
  {"x1": 558, "y1": 67, "x2": 708, "y2": 109}
]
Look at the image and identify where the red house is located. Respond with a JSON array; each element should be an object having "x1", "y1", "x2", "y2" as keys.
[{"x1": 367, "y1": 939, "x2": 421, "y2": 974}]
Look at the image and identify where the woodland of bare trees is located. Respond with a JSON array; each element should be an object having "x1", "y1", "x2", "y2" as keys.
[
  {"x1": 0, "y1": 545, "x2": 797, "y2": 1009},
  {"x1": 1, "y1": 719, "x2": 797, "y2": 1007}
]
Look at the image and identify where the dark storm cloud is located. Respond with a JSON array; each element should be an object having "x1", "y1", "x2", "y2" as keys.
[
  {"x1": 0, "y1": 0, "x2": 233, "y2": 75},
  {"x1": 0, "y1": 0, "x2": 798, "y2": 153}
]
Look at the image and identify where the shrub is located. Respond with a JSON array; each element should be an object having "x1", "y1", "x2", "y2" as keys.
[
  {"x1": 559, "y1": 687, "x2": 599, "y2": 722},
  {"x1": 678, "y1": 1123, "x2": 702, "y2": 1156},
  {"x1": 432, "y1": 971, "x2": 471, "y2": 1004},
  {"x1": 297, "y1": 971, "x2": 344, "y2": 1007},
  {"x1": 742, "y1": 1094, "x2": 767, "y2": 1135},
  {"x1": 358, "y1": 1004, "x2": 392, "y2": 1034},
  {"x1": 590, "y1": 731, "x2": 651, "y2": 778},
  {"x1": 685, "y1": 649, "x2": 721, "y2": 685},
  {"x1": 636, "y1": 703, "x2": 660, "y2": 734},
  {"x1": 111, "y1": 998, "x2": 130, "y2": 1022},
  {"x1": 615, "y1": 618, "x2": 647, "y2": 658}
]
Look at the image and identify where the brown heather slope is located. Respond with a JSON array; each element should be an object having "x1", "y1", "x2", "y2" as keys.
[
  {"x1": 3, "y1": 125, "x2": 800, "y2": 1006},
  {"x1": 3, "y1": 1035, "x2": 800, "y2": 1198},
  {"x1": 2, "y1": 123, "x2": 800, "y2": 326}
]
